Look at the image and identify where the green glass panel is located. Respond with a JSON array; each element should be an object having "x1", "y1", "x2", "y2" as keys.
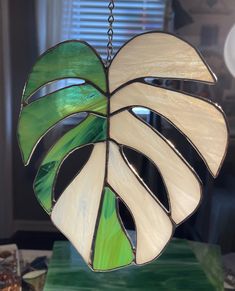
[
  {"x1": 23, "y1": 41, "x2": 106, "y2": 101},
  {"x1": 93, "y1": 187, "x2": 134, "y2": 271},
  {"x1": 18, "y1": 84, "x2": 107, "y2": 164},
  {"x1": 44, "y1": 239, "x2": 223, "y2": 291},
  {"x1": 34, "y1": 114, "x2": 107, "y2": 214}
]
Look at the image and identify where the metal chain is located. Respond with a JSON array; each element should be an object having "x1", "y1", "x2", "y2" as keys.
[{"x1": 106, "y1": 0, "x2": 115, "y2": 66}]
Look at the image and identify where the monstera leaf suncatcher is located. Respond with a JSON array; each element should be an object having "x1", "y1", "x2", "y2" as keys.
[{"x1": 18, "y1": 32, "x2": 228, "y2": 271}]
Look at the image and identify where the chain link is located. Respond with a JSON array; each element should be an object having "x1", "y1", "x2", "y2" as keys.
[{"x1": 106, "y1": 0, "x2": 115, "y2": 67}]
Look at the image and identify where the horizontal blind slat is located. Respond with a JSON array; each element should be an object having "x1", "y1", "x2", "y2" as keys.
[
  {"x1": 76, "y1": 1, "x2": 164, "y2": 7},
  {"x1": 68, "y1": 22, "x2": 163, "y2": 29},
  {"x1": 78, "y1": 16, "x2": 164, "y2": 22},
  {"x1": 68, "y1": 7, "x2": 165, "y2": 15}
]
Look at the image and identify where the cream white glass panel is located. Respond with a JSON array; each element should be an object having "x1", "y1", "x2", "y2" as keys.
[
  {"x1": 110, "y1": 111, "x2": 201, "y2": 225},
  {"x1": 109, "y1": 33, "x2": 215, "y2": 92},
  {"x1": 110, "y1": 82, "x2": 228, "y2": 177},
  {"x1": 107, "y1": 141, "x2": 173, "y2": 264},
  {"x1": 51, "y1": 142, "x2": 106, "y2": 265}
]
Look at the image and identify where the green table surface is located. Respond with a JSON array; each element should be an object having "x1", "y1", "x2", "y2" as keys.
[{"x1": 44, "y1": 238, "x2": 224, "y2": 291}]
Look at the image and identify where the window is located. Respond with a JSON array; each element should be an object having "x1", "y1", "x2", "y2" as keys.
[{"x1": 62, "y1": 0, "x2": 166, "y2": 59}]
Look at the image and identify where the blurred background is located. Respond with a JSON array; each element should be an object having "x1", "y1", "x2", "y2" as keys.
[{"x1": 0, "y1": 0, "x2": 235, "y2": 257}]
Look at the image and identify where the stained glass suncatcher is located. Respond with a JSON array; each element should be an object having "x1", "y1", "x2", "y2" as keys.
[{"x1": 17, "y1": 32, "x2": 229, "y2": 271}]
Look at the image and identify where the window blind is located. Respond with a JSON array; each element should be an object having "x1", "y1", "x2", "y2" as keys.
[{"x1": 62, "y1": 0, "x2": 166, "y2": 60}]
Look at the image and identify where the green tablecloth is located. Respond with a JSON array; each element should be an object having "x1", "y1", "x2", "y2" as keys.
[{"x1": 44, "y1": 238, "x2": 224, "y2": 290}]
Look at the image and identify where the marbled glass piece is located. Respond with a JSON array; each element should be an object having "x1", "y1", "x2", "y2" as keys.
[
  {"x1": 18, "y1": 84, "x2": 107, "y2": 164},
  {"x1": 109, "y1": 32, "x2": 215, "y2": 92},
  {"x1": 110, "y1": 82, "x2": 228, "y2": 177},
  {"x1": 51, "y1": 142, "x2": 106, "y2": 266},
  {"x1": 23, "y1": 41, "x2": 106, "y2": 101},
  {"x1": 110, "y1": 111, "x2": 201, "y2": 225},
  {"x1": 34, "y1": 115, "x2": 107, "y2": 213},
  {"x1": 108, "y1": 141, "x2": 173, "y2": 264},
  {"x1": 93, "y1": 187, "x2": 134, "y2": 271},
  {"x1": 44, "y1": 239, "x2": 223, "y2": 291}
]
